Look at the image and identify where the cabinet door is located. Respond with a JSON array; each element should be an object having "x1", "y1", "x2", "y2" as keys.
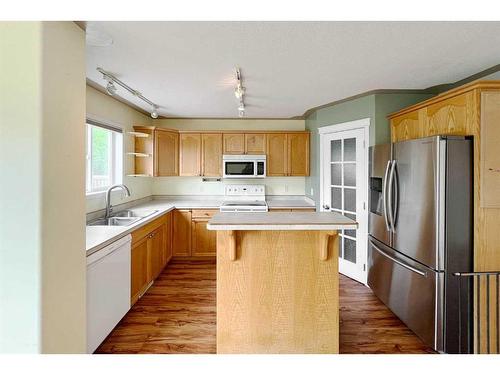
[
  {"x1": 173, "y1": 210, "x2": 192, "y2": 256},
  {"x1": 223, "y1": 133, "x2": 245, "y2": 154},
  {"x1": 131, "y1": 237, "x2": 149, "y2": 305},
  {"x1": 191, "y1": 218, "x2": 217, "y2": 257},
  {"x1": 266, "y1": 133, "x2": 288, "y2": 176},
  {"x1": 201, "y1": 133, "x2": 223, "y2": 176},
  {"x1": 148, "y1": 226, "x2": 164, "y2": 281},
  {"x1": 155, "y1": 130, "x2": 179, "y2": 176},
  {"x1": 426, "y1": 94, "x2": 468, "y2": 136},
  {"x1": 287, "y1": 133, "x2": 310, "y2": 176},
  {"x1": 162, "y1": 213, "x2": 173, "y2": 266},
  {"x1": 245, "y1": 133, "x2": 266, "y2": 154},
  {"x1": 179, "y1": 133, "x2": 201, "y2": 176}
]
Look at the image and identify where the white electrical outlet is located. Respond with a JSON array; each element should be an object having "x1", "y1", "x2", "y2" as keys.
[
  {"x1": 284, "y1": 184, "x2": 289, "y2": 193},
  {"x1": 310, "y1": 188, "x2": 314, "y2": 196}
]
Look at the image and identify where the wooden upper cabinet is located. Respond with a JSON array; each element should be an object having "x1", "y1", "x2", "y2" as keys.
[
  {"x1": 288, "y1": 133, "x2": 310, "y2": 176},
  {"x1": 245, "y1": 133, "x2": 266, "y2": 154},
  {"x1": 201, "y1": 133, "x2": 222, "y2": 176},
  {"x1": 391, "y1": 110, "x2": 425, "y2": 142},
  {"x1": 223, "y1": 133, "x2": 245, "y2": 154},
  {"x1": 154, "y1": 129, "x2": 179, "y2": 176},
  {"x1": 426, "y1": 93, "x2": 469, "y2": 136},
  {"x1": 133, "y1": 127, "x2": 154, "y2": 176},
  {"x1": 179, "y1": 133, "x2": 201, "y2": 176},
  {"x1": 480, "y1": 91, "x2": 500, "y2": 208},
  {"x1": 266, "y1": 133, "x2": 288, "y2": 176}
]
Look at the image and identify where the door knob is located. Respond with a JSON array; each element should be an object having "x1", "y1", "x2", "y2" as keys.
[{"x1": 323, "y1": 204, "x2": 330, "y2": 210}]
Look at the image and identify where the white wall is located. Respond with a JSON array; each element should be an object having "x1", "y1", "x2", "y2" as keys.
[
  {"x1": 0, "y1": 21, "x2": 87, "y2": 353},
  {"x1": 40, "y1": 21, "x2": 87, "y2": 353},
  {"x1": 152, "y1": 177, "x2": 305, "y2": 196},
  {"x1": 155, "y1": 118, "x2": 305, "y2": 131},
  {"x1": 86, "y1": 85, "x2": 153, "y2": 213},
  {"x1": 0, "y1": 21, "x2": 43, "y2": 353},
  {"x1": 153, "y1": 118, "x2": 307, "y2": 196}
]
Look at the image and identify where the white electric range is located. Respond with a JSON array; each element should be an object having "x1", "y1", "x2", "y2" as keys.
[{"x1": 219, "y1": 184, "x2": 268, "y2": 212}]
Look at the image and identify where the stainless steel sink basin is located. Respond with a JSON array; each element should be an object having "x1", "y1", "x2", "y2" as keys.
[
  {"x1": 88, "y1": 217, "x2": 141, "y2": 226},
  {"x1": 87, "y1": 209, "x2": 159, "y2": 227},
  {"x1": 112, "y1": 209, "x2": 158, "y2": 218}
]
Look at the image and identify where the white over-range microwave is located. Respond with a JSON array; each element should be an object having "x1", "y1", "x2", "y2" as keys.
[{"x1": 222, "y1": 155, "x2": 266, "y2": 179}]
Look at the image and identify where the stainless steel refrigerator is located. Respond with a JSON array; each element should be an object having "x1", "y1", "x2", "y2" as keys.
[{"x1": 367, "y1": 135, "x2": 473, "y2": 353}]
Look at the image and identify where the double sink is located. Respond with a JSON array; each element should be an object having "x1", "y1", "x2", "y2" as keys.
[{"x1": 88, "y1": 209, "x2": 159, "y2": 227}]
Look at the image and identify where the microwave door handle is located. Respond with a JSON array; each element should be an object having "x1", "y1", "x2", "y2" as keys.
[
  {"x1": 370, "y1": 240, "x2": 426, "y2": 277},
  {"x1": 387, "y1": 159, "x2": 396, "y2": 233},
  {"x1": 382, "y1": 160, "x2": 391, "y2": 232}
]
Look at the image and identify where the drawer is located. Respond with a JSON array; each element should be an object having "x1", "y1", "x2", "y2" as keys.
[
  {"x1": 131, "y1": 212, "x2": 168, "y2": 245},
  {"x1": 191, "y1": 209, "x2": 218, "y2": 218}
]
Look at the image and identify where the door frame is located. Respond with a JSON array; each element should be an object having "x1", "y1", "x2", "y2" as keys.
[{"x1": 319, "y1": 118, "x2": 370, "y2": 284}]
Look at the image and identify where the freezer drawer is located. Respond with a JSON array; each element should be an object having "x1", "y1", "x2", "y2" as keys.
[{"x1": 367, "y1": 237, "x2": 444, "y2": 351}]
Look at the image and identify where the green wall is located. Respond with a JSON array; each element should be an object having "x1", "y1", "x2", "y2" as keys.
[{"x1": 305, "y1": 92, "x2": 433, "y2": 208}]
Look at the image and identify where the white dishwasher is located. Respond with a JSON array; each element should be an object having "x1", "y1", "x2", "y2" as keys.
[{"x1": 86, "y1": 234, "x2": 131, "y2": 354}]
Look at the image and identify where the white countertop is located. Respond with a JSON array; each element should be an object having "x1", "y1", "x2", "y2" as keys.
[
  {"x1": 86, "y1": 195, "x2": 316, "y2": 256},
  {"x1": 207, "y1": 212, "x2": 357, "y2": 231}
]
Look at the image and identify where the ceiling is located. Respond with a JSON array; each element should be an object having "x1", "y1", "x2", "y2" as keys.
[{"x1": 86, "y1": 21, "x2": 500, "y2": 119}]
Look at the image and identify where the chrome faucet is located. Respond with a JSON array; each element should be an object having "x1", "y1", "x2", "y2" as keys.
[{"x1": 105, "y1": 184, "x2": 131, "y2": 218}]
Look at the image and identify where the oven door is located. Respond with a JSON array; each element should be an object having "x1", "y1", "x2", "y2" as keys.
[{"x1": 223, "y1": 160, "x2": 256, "y2": 178}]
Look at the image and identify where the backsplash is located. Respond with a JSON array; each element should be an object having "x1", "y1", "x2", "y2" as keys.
[{"x1": 151, "y1": 177, "x2": 306, "y2": 195}]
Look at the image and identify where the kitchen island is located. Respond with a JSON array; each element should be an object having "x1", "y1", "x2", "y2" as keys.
[{"x1": 207, "y1": 211, "x2": 357, "y2": 354}]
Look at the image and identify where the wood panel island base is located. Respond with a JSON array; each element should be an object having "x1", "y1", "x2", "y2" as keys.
[{"x1": 207, "y1": 212, "x2": 357, "y2": 354}]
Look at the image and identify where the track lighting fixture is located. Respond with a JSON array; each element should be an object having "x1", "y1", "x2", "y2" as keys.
[
  {"x1": 105, "y1": 80, "x2": 117, "y2": 96},
  {"x1": 151, "y1": 105, "x2": 159, "y2": 119},
  {"x1": 97, "y1": 67, "x2": 161, "y2": 119},
  {"x1": 235, "y1": 67, "x2": 246, "y2": 117}
]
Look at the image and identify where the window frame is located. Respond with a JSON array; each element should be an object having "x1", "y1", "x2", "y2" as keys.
[{"x1": 85, "y1": 118, "x2": 124, "y2": 195}]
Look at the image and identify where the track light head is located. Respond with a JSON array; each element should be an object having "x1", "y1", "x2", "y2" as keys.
[
  {"x1": 151, "y1": 105, "x2": 159, "y2": 119},
  {"x1": 234, "y1": 84, "x2": 245, "y2": 99},
  {"x1": 105, "y1": 80, "x2": 117, "y2": 96}
]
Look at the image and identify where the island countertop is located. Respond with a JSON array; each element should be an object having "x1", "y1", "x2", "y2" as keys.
[{"x1": 207, "y1": 211, "x2": 357, "y2": 231}]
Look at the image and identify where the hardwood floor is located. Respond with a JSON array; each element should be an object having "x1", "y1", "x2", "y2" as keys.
[
  {"x1": 339, "y1": 275, "x2": 435, "y2": 354},
  {"x1": 96, "y1": 259, "x2": 216, "y2": 354},
  {"x1": 96, "y1": 259, "x2": 434, "y2": 354}
]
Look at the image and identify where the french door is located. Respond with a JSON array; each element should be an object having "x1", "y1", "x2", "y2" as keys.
[{"x1": 320, "y1": 125, "x2": 368, "y2": 284}]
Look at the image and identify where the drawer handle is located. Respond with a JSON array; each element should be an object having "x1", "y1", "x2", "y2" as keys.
[{"x1": 370, "y1": 240, "x2": 426, "y2": 276}]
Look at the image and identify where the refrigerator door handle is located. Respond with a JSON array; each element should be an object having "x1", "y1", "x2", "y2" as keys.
[
  {"x1": 370, "y1": 240, "x2": 427, "y2": 277},
  {"x1": 387, "y1": 159, "x2": 396, "y2": 232},
  {"x1": 382, "y1": 160, "x2": 392, "y2": 232},
  {"x1": 391, "y1": 160, "x2": 399, "y2": 231}
]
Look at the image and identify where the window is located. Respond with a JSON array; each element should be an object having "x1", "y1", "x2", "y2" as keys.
[{"x1": 86, "y1": 120, "x2": 123, "y2": 194}]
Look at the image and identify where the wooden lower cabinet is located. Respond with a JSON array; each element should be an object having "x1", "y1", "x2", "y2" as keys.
[
  {"x1": 162, "y1": 212, "x2": 173, "y2": 267},
  {"x1": 131, "y1": 236, "x2": 149, "y2": 305},
  {"x1": 149, "y1": 225, "x2": 165, "y2": 281},
  {"x1": 172, "y1": 209, "x2": 217, "y2": 258},
  {"x1": 130, "y1": 211, "x2": 173, "y2": 305},
  {"x1": 173, "y1": 209, "x2": 192, "y2": 256},
  {"x1": 191, "y1": 218, "x2": 217, "y2": 256}
]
